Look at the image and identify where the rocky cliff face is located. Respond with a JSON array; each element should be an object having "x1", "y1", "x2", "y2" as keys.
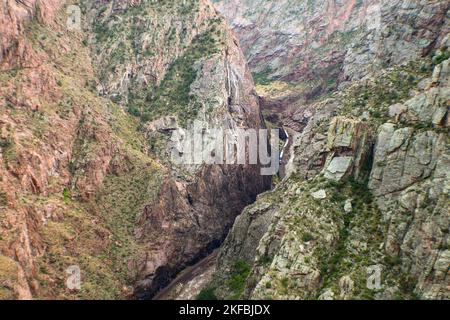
[
  {"x1": 0, "y1": 0, "x2": 169, "y2": 299},
  {"x1": 84, "y1": 0, "x2": 271, "y2": 299},
  {"x1": 1, "y1": 0, "x2": 448, "y2": 301},
  {"x1": 0, "y1": 0, "x2": 269, "y2": 299},
  {"x1": 211, "y1": 1, "x2": 449, "y2": 300},
  {"x1": 215, "y1": 0, "x2": 448, "y2": 82},
  {"x1": 214, "y1": 0, "x2": 449, "y2": 124}
]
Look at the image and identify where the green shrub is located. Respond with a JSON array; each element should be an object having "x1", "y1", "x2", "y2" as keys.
[
  {"x1": 68, "y1": 161, "x2": 76, "y2": 175},
  {"x1": 399, "y1": 275, "x2": 417, "y2": 294},
  {"x1": 433, "y1": 51, "x2": 450, "y2": 66},
  {"x1": 63, "y1": 188, "x2": 71, "y2": 203},
  {"x1": 302, "y1": 233, "x2": 314, "y2": 242},
  {"x1": 259, "y1": 254, "x2": 273, "y2": 266},
  {"x1": 280, "y1": 277, "x2": 289, "y2": 289},
  {"x1": 196, "y1": 287, "x2": 218, "y2": 300},
  {"x1": 228, "y1": 260, "x2": 251, "y2": 297},
  {"x1": 384, "y1": 255, "x2": 402, "y2": 267},
  {"x1": 252, "y1": 68, "x2": 273, "y2": 86},
  {"x1": 0, "y1": 137, "x2": 12, "y2": 149},
  {"x1": 0, "y1": 192, "x2": 7, "y2": 207},
  {"x1": 128, "y1": 106, "x2": 141, "y2": 117}
]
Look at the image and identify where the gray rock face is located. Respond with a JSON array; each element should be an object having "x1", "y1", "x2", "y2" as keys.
[
  {"x1": 367, "y1": 52, "x2": 450, "y2": 299},
  {"x1": 213, "y1": 197, "x2": 279, "y2": 298},
  {"x1": 212, "y1": 32, "x2": 450, "y2": 300},
  {"x1": 324, "y1": 157, "x2": 354, "y2": 181},
  {"x1": 323, "y1": 117, "x2": 370, "y2": 182},
  {"x1": 214, "y1": 0, "x2": 449, "y2": 84},
  {"x1": 311, "y1": 189, "x2": 328, "y2": 200},
  {"x1": 344, "y1": 199, "x2": 353, "y2": 213}
]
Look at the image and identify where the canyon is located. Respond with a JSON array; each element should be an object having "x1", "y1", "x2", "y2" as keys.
[
  {"x1": 0, "y1": 0, "x2": 449, "y2": 301},
  {"x1": 208, "y1": 0, "x2": 450, "y2": 300},
  {"x1": 0, "y1": 0, "x2": 270, "y2": 299}
]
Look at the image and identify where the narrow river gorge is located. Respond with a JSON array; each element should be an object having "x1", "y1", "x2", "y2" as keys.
[
  {"x1": 1, "y1": 0, "x2": 448, "y2": 301},
  {"x1": 149, "y1": 119, "x2": 296, "y2": 300}
]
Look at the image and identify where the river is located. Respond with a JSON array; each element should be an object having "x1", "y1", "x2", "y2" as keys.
[{"x1": 153, "y1": 250, "x2": 219, "y2": 300}]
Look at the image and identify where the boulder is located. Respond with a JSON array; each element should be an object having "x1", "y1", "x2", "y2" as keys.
[
  {"x1": 324, "y1": 157, "x2": 354, "y2": 181},
  {"x1": 311, "y1": 189, "x2": 327, "y2": 200},
  {"x1": 344, "y1": 199, "x2": 353, "y2": 213}
]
